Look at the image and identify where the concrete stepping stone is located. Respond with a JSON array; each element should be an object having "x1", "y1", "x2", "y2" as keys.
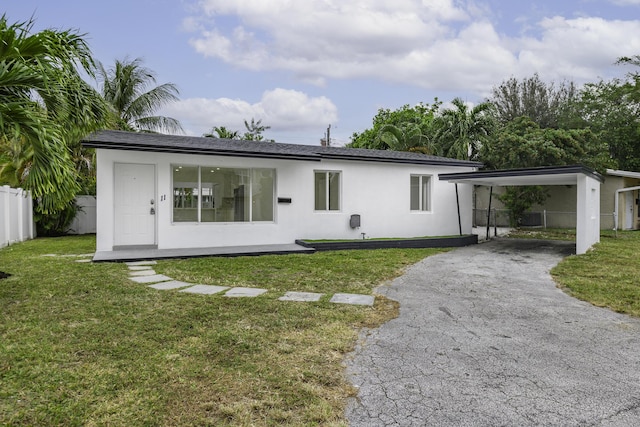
[
  {"x1": 279, "y1": 291, "x2": 324, "y2": 302},
  {"x1": 180, "y1": 284, "x2": 229, "y2": 295},
  {"x1": 129, "y1": 270, "x2": 157, "y2": 277},
  {"x1": 128, "y1": 265, "x2": 153, "y2": 271},
  {"x1": 126, "y1": 261, "x2": 157, "y2": 266},
  {"x1": 129, "y1": 274, "x2": 172, "y2": 284},
  {"x1": 330, "y1": 293, "x2": 375, "y2": 306},
  {"x1": 150, "y1": 280, "x2": 197, "y2": 290},
  {"x1": 225, "y1": 287, "x2": 268, "y2": 298}
]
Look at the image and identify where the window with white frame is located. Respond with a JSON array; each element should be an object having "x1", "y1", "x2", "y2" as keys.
[
  {"x1": 314, "y1": 171, "x2": 341, "y2": 211},
  {"x1": 172, "y1": 165, "x2": 275, "y2": 223},
  {"x1": 410, "y1": 175, "x2": 431, "y2": 211}
]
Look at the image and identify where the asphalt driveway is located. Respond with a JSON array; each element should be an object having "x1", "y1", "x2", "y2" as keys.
[{"x1": 346, "y1": 238, "x2": 640, "y2": 426}]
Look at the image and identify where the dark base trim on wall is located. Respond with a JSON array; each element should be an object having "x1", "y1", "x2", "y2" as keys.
[{"x1": 295, "y1": 235, "x2": 478, "y2": 251}]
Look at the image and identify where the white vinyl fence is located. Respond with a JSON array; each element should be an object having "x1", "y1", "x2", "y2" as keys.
[
  {"x1": 1, "y1": 185, "x2": 34, "y2": 248},
  {"x1": 69, "y1": 195, "x2": 96, "y2": 235}
]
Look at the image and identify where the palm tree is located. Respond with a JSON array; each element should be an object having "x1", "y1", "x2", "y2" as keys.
[
  {"x1": 0, "y1": 135, "x2": 33, "y2": 188},
  {"x1": 97, "y1": 57, "x2": 183, "y2": 134},
  {"x1": 376, "y1": 123, "x2": 435, "y2": 154},
  {"x1": 243, "y1": 118, "x2": 272, "y2": 141},
  {"x1": 203, "y1": 126, "x2": 240, "y2": 139},
  {"x1": 0, "y1": 15, "x2": 109, "y2": 213},
  {"x1": 434, "y1": 98, "x2": 495, "y2": 161}
]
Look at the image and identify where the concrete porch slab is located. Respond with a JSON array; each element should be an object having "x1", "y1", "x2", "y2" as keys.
[
  {"x1": 225, "y1": 287, "x2": 268, "y2": 298},
  {"x1": 180, "y1": 284, "x2": 229, "y2": 295},
  {"x1": 279, "y1": 291, "x2": 324, "y2": 302},
  {"x1": 94, "y1": 243, "x2": 315, "y2": 262},
  {"x1": 330, "y1": 293, "x2": 375, "y2": 306}
]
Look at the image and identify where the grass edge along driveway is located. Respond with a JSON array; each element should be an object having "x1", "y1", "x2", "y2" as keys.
[
  {"x1": 0, "y1": 235, "x2": 446, "y2": 426},
  {"x1": 509, "y1": 228, "x2": 640, "y2": 318}
]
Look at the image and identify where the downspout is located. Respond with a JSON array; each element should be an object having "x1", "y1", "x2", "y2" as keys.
[
  {"x1": 614, "y1": 186, "x2": 640, "y2": 231},
  {"x1": 486, "y1": 186, "x2": 493, "y2": 241},
  {"x1": 455, "y1": 184, "x2": 462, "y2": 236}
]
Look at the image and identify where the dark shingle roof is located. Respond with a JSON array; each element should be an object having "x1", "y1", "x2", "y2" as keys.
[{"x1": 82, "y1": 130, "x2": 481, "y2": 167}]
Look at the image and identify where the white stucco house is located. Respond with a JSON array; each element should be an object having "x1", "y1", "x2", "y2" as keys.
[{"x1": 82, "y1": 130, "x2": 481, "y2": 256}]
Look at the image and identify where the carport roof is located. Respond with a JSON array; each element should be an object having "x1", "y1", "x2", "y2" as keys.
[{"x1": 439, "y1": 165, "x2": 604, "y2": 186}]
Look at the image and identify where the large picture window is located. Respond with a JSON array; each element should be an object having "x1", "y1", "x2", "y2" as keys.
[
  {"x1": 410, "y1": 175, "x2": 431, "y2": 211},
  {"x1": 173, "y1": 165, "x2": 275, "y2": 223},
  {"x1": 315, "y1": 171, "x2": 341, "y2": 211}
]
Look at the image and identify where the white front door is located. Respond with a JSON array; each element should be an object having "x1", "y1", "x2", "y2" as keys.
[{"x1": 114, "y1": 163, "x2": 156, "y2": 246}]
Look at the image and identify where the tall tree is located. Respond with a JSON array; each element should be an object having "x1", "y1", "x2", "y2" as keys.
[
  {"x1": 0, "y1": 15, "x2": 109, "y2": 213},
  {"x1": 479, "y1": 117, "x2": 612, "y2": 225},
  {"x1": 97, "y1": 57, "x2": 183, "y2": 133},
  {"x1": 349, "y1": 101, "x2": 441, "y2": 150},
  {"x1": 567, "y1": 56, "x2": 640, "y2": 171},
  {"x1": 433, "y1": 98, "x2": 495, "y2": 161},
  {"x1": 489, "y1": 74, "x2": 578, "y2": 129}
]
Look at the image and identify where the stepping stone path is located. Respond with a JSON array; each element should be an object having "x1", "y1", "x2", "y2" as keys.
[
  {"x1": 279, "y1": 291, "x2": 324, "y2": 302},
  {"x1": 124, "y1": 261, "x2": 375, "y2": 306},
  {"x1": 180, "y1": 284, "x2": 229, "y2": 295},
  {"x1": 224, "y1": 287, "x2": 268, "y2": 298},
  {"x1": 40, "y1": 253, "x2": 94, "y2": 263},
  {"x1": 330, "y1": 293, "x2": 376, "y2": 306}
]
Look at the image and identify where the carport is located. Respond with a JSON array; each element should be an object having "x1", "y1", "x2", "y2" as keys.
[{"x1": 440, "y1": 165, "x2": 604, "y2": 255}]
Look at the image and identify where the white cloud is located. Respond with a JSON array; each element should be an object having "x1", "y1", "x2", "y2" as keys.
[
  {"x1": 609, "y1": 0, "x2": 640, "y2": 5},
  {"x1": 515, "y1": 17, "x2": 640, "y2": 81},
  {"x1": 161, "y1": 88, "x2": 338, "y2": 138},
  {"x1": 186, "y1": 0, "x2": 640, "y2": 95}
]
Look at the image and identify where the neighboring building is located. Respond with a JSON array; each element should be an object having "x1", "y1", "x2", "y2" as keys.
[
  {"x1": 473, "y1": 169, "x2": 640, "y2": 230},
  {"x1": 82, "y1": 130, "x2": 480, "y2": 253}
]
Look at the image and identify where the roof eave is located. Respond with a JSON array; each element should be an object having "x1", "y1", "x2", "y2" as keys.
[
  {"x1": 319, "y1": 153, "x2": 482, "y2": 167},
  {"x1": 84, "y1": 142, "x2": 322, "y2": 162}
]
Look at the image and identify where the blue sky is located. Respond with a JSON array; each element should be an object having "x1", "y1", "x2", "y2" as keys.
[{"x1": 4, "y1": 0, "x2": 640, "y2": 145}]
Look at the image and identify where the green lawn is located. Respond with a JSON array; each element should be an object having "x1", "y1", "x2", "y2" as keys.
[
  {"x1": 551, "y1": 230, "x2": 640, "y2": 317},
  {"x1": 0, "y1": 236, "x2": 445, "y2": 426},
  {"x1": 3, "y1": 231, "x2": 638, "y2": 425}
]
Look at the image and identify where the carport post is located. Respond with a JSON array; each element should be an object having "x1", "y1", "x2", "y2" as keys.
[
  {"x1": 576, "y1": 174, "x2": 601, "y2": 254},
  {"x1": 455, "y1": 184, "x2": 462, "y2": 235},
  {"x1": 486, "y1": 186, "x2": 493, "y2": 240}
]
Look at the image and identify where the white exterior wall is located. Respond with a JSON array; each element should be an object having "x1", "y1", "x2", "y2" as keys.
[
  {"x1": 576, "y1": 174, "x2": 601, "y2": 254},
  {"x1": 95, "y1": 148, "x2": 475, "y2": 251}
]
